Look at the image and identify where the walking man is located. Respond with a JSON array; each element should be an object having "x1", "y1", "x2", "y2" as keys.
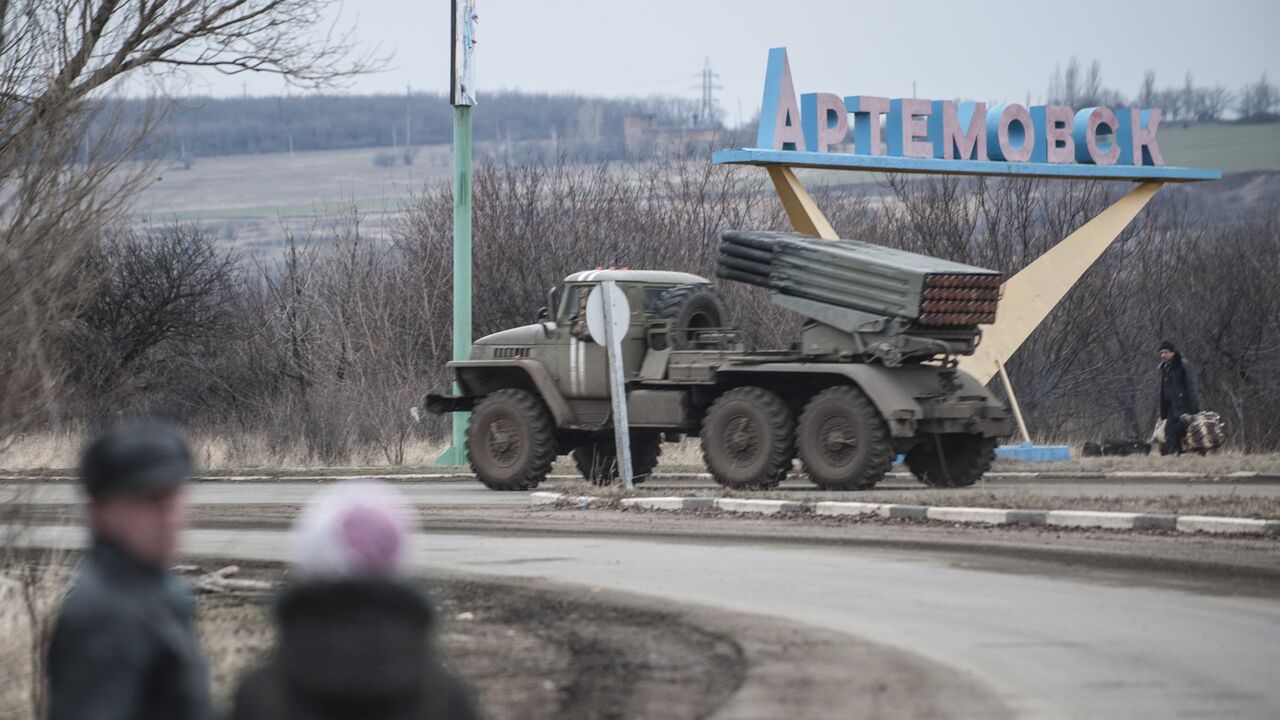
[
  {"x1": 1157, "y1": 341, "x2": 1201, "y2": 456},
  {"x1": 47, "y1": 422, "x2": 212, "y2": 720}
]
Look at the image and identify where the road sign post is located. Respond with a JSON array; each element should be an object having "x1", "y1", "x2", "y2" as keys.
[{"x1": 587, "y1": 281, "x2": 634, "y2": 489}]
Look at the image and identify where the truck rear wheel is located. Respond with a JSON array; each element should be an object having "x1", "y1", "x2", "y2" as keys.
[
  {"x1": 905, "y1": 434, "x2": 996, "y2": 488},
  {"x1": 654, "y1": 284, "x2": 727, "y2": 350},
  {"x1": 797, "y1": 385, "x2": 894, "y2": 490},
  {"x1": 701, "y1": 387, "x2": 794, "y2": 489},
  {"x1": 466, "y1": 389, "x2": 557, "y2": 491},
  {"x1": 572, "y1": 433, "x2": 662, "y2": 485}
]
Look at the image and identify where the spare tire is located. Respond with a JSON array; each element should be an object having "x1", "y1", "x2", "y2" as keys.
[{"x1": 653, "y1": 283, "x2": 727, "y2": 350}]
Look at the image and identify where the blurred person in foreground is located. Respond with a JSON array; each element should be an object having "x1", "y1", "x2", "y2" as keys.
[
  {"x1": 231, "y1": 481, "x2": 478, "y2": 720},
  {"x1": 47, "y1": 422, "x2": 212, "y2": 720},
  {"x1": 1157, "y1": 340, "x2": 1201, "y2": 456}
]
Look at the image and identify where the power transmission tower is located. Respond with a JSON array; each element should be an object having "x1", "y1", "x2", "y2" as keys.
[{"x1": 692, "y1": 56, "x2": 722, "y2": 128}]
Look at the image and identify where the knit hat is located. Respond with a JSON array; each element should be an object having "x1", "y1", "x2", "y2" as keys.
[
  {"x1": 1158, "y1": 340, "x2": 1176, "y2": 352},
  {"x1": 291, "y1": 481, "x2": 416, "y2": 580}
]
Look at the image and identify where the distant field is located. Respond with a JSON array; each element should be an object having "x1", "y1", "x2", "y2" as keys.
[
  {"x1": 1156, "y1": 122, "x2": 1280, "y2": 172},
  {"x1": 133, "y1": 144, "x2": 454, "y2": 251},
  {"x1": 133, "y1": 122, "x2": 1279, "y2": 252}
]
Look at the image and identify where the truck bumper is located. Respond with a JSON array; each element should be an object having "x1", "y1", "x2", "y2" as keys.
[{"x1": 422, "y1": 393, "x2": 475, "y2": 415}]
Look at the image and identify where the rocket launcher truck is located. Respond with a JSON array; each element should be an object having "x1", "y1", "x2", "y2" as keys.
[{"x1": 422, "y1": 230, "x2": 1013, "y2": 491}]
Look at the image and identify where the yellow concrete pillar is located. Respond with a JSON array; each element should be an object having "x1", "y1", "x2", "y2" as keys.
[
  {"x1": 767, "y1": 166, "x2": 838, "y2": 240},
  {"x1": 959, "y1": 181, "x2": 1164, "y2": 384}
]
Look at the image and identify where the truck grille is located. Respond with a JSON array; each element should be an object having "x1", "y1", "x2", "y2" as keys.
[{"x1": 492, "y1": 346, "x2": 531, "y2": 359}]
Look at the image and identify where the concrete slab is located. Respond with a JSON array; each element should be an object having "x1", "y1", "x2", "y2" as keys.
[
  {"x1": 814, "y1": 501, "x2": 883, "y2": 517},
  {"x1": 621, "y1": 497, "x2": 715, "y2": 511},
  {"x1": 1175, "y1": 516, "x2": 1280, "y2": 536},
  {"x1": 1045, "y1": 510, "x2": 1140, "y2": 530},
  {"x1": 926, "y1": 506, "x2": 1010, "y2": 524},
  {"x1": 714, "y1": 498, "x2": 807, "y2": 515}
]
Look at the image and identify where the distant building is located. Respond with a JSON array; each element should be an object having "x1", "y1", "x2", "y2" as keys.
[{"x1": 623, "y1": 114, "x2": 719, "y2": 158}]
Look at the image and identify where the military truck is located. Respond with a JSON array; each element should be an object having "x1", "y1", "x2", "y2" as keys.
[{"x1": 423, "y1": 230, "x2": 1013, "y2": 491}]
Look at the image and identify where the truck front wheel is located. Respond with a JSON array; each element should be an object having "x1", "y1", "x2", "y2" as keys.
[
  {"x1": 797, "y1": 385, "x2": 894, "y2": 490},
  {"x1": 905, "y1": 434, "x2": 996, "y2": 488},
  {"x1": 466, "y1": 389, "x2": 557, "y2": 491},
  {"x1": 701, "y1": 387, "x2": 794, "y2": 489},
  {"x1": 572, "y1": 433, "x2": 663, "y2": 485}
]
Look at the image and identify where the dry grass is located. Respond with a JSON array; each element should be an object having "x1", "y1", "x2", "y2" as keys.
[
  {"x1": 0, "y1": 552, "x2": 73, "y2": 720},
  {"x1": 0, "y1": 553, "x2": 277, "y2": 719},
  {"x1": 650, "y1": 437, "x2": 1280, "y2": 475},
  {"x1": 5, "y1": 431, "x2": 1278, "y2": 479},
  {"x1": 0, "y1": 430, "x2": 449, "y2": 473}
]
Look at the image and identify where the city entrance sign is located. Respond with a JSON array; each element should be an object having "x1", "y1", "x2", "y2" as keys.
[
  {"x1": 714, "y1": 47, "x2": 1219, "y2": 182},
  {"x1": 713, "y1": 46, "x2": 1221, "y2": 462}
]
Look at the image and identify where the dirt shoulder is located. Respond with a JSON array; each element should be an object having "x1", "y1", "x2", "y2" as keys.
[{"x1": 3, "y1": 551, "x2": 1007, "y2": 720}]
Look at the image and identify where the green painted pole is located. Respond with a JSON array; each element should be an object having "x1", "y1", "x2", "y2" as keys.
[{"x1": 438, "y1": 104, "x2": 473, "y2": 466}]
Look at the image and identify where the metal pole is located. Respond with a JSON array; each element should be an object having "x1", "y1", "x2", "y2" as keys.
[
  {"x1": 439, "y1": 104, "x2": 473, "y2": 466},
  {"x1": 996, "y1": 357, "x2": 1033, "y2": 446},
  {"x1": 599, "y1": 281, "x2": 634, "y2": 489}
]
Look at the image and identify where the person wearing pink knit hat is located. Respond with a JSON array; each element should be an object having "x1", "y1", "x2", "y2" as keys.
[{"x1": 231, "y1": 481, "x2": 478, "y2": 720}]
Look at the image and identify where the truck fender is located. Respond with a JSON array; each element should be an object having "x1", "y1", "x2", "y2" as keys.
[{"x1": 451, "y1": 359, "x2": 576, "y2": 426}]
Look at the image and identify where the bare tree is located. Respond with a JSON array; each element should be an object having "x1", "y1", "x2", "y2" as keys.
[
  {"x1": 0, "y1": 1, "x2": 379, "y2": 442},
  {"x1": 1138, "y1": 70, "x2": 1157, "y2": 108},
  {"x1": 1237, "y1": 72, "x2": 1278, "y2": 120}
]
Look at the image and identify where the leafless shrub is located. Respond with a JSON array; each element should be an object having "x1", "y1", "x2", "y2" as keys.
[
  {"x1": 10, "y1": 147, "x2": 1280, "y2": 461},
  {"x1": 0, "y1": 0, "x2": 378, "y2": 444}
]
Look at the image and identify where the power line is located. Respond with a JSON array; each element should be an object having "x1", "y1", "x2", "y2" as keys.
[{"x1": 690, "y1": 56, "x2": 722, "y2": 128}]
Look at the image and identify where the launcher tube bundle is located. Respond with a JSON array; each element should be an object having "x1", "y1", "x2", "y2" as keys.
[{"x1": 718, "y1": 230, "x2": 1003, "y2": 328}]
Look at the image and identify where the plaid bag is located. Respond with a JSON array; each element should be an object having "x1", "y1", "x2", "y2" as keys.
[{"x1": 1182, "y1": 411, "x2": 1226, "y2": 451}]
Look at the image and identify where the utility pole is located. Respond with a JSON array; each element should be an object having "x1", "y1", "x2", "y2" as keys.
[{"x1": 438, "y1": 0, "x2": 478, "y2": 466}]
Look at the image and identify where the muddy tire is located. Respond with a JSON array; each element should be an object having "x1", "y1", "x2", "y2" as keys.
[
  {"x1": 466, "y1": 389, "x2": 557, "y2": 491},
  {"x1": 572, "y1": 433, "x2": 663, "y2": 485},
  {"x1": 905, "y1": 434, "x2": 996, "y2": 488},
  {"x1": 653, "y1": 284, "x2": 727, "y2": 350},
  {"x1": 797, "y1": 385, "x2": 894, "y2": 490},
  {"x1": 701, "y1": 387, "x2": 794, "y2": 489}
]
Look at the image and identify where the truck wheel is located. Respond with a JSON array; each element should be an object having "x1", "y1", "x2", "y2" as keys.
[
  {"x1": 905, "y1": 434, "x2": 996, "y2": 488},
  {"x1": 654, "y1": 284, "x2": 727, "y2": 349},
  {"x1": 701, "y1": 387, "x2": 794, "y2": 489},
  {"x1": 797, "y1": 386, "x2": 893, "y2": 490},
  {"x1": 572, "y1": 433, "x2": 663, "y2": 485},
  {"x1": 466, "y1": 389, "x2": 557, "y2": 491}
]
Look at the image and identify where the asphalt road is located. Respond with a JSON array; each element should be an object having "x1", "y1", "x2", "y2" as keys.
[
  {"x1": 6, "y1": 476, "x2": 1280, "y2": 507},
  {"x1": 12, "y1": 521, "x2": 1280, "y2": 720}
]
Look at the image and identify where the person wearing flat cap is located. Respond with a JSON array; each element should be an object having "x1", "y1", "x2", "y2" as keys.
[{"x1": 46, "y1": 422, "x2": 213, "y2": 720}]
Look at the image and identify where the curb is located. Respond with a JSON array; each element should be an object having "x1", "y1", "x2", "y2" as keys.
[
  {"x1": 4, "y1": 470, "x2": 1280, "y2": 484},
  {"x1": 530, "y1": 493, "x2": 1280, "y2": 537}
]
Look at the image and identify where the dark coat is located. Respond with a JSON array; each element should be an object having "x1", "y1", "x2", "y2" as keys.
[
  {"x1": 1159, "y1": 355, "x2": 1202, "y2": 420},
  {"x1": 47, "y1": 537, "x2": 212, "y2": 720},
  {"x1": 231, "y1": 579, "x2": 478, "y2": 720}
]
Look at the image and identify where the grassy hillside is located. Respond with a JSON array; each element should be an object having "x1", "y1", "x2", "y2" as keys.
[
  {"x1": 1156, "y1": 122, "x2": 1280, "y2": 172},
  {"x1": 135, "y1": 121, "x2": 1278, "y2": 253}
]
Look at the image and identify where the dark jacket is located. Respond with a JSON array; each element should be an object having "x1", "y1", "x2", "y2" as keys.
[
  {"x1": 47, "y1": 537, "x2": 212, "y2": 720},
  {"x1": 231, "y1": 579, "x2": 478, "y2": 720},
  {"x1": 1159, "y1": 354, "x2": 1201, "y2": 419}
]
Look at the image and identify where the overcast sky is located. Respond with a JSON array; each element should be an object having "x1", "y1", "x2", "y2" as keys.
[{"x1": 190, "y1": 0, "x2": 1279, "y2": 125}]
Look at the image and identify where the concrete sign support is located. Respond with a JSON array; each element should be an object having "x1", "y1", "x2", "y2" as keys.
[
  {"x1": 587, "y1": 281, "x2": 635, "y2": 489},
  {"x1": 438, "y1": 0, "x2": 478, "y2": 467}
]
